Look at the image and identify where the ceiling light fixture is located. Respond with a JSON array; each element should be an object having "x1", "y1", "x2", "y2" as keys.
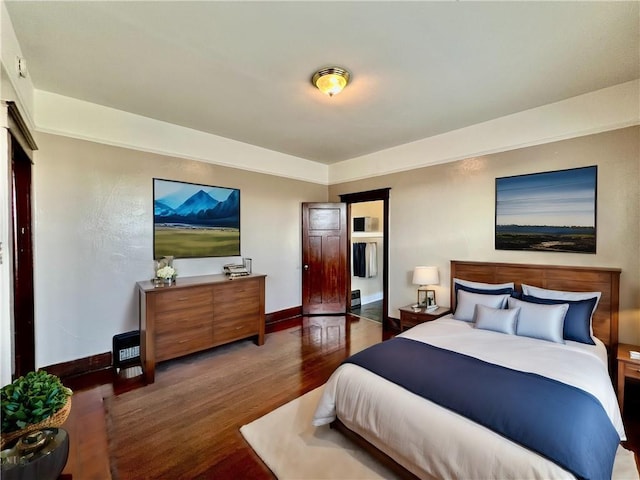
[{"x1": 311, "y1": 67, "x2": 350, "y2": 97}]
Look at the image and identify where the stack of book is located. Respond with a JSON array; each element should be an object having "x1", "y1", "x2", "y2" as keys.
[{"x1": 224, "y1": 264, "x2": 250, "y2": 278}]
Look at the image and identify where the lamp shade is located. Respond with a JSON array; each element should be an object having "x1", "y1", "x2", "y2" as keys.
[{"x1": 412, "y1": 266, "x2": 439, "y2": 286}]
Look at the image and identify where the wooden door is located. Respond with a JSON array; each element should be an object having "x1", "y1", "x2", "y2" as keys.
[
  {"x1": 301, "y1": 203, "x2": 348, "y2": 315},
  {"x1": 11, "y1": 135, "x2": 35, "y2": 376}
]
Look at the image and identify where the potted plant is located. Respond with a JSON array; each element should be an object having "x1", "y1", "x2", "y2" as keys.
[{"x1": 1, "y1": 370, "x2": 73, "y2": 448}]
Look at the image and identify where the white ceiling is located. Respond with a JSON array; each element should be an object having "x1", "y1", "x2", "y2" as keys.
[{"x1": 5, "y1": 1, "x2": 639, "y2": 165}]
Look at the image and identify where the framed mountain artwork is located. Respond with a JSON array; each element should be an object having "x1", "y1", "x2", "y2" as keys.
[
  {"x1": 153, "y1": 178, "x2": 240, "y2": 258},
  {"x1": 495, "y1": 166, "x2": 597, "y2": 254}
]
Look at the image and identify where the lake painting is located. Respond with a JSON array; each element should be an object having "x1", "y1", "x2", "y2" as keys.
[
  {"x1": 495, "y1": 166, "x2": 597, "y2": 253},
  {"x1": 153, "y1": 178, "x2": 240, "y2": 258}
]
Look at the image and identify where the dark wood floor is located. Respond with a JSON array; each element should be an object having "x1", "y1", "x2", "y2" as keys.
[
  {"x1": 60, "y1": 316, "x2": 639, "y2": 478},
  {"x1": 350, "y1": 299, "x2": 383, "y2": 323}
]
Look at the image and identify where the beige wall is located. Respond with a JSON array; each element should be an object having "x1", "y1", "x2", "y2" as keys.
[
  {"x1": 330, "y1": 127, "x2": 640, "y2": 344},
  {"x1": 22, "y1": 126, "x2": 640, "y2": 367},
  {"x1": 32, "y1": 133, "x2": 326, "y2": 367}
]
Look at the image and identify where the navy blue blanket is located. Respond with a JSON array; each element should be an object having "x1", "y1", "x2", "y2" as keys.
[{"x1": 345, "y1": 337, "x2": 619, "y2": 480}]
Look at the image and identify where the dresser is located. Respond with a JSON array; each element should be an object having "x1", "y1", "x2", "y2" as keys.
[{"x1": 137, "y1": 273, "x2": 266, "y2": 383}]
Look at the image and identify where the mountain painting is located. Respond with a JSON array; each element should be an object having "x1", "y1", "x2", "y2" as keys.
[
  {"x1": 153, "y1": 178, "x2": 240, "y2": 258},
  {"x1": 495, "y1": 166, "x2": 597, "y2": 254}
]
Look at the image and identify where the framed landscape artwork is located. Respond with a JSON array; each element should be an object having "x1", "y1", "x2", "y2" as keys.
[
  {"x1": 495, "y1": 166, "x2": 597, "y2": 254},
  {"x1": 153, "y1": 178, "x2": 240, "y2": 258}
]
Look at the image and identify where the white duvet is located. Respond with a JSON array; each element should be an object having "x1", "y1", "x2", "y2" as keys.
[{"x1": 313, "y1": 316, "x2": 629, "y2": 480}]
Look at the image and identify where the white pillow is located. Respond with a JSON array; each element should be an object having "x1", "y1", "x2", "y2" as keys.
[
  {"x1": 474, "y1": 304, "x2": 519, "y2": 335},
  {"x1": 508, "y1": 297, "x2": 568, "y2": 344},
  {"x1": 454, "y1": 278, "x2": 515, "y2": 290},
  {"x1": 453, "y1": 290, "x2": 511, "y2": 322}
]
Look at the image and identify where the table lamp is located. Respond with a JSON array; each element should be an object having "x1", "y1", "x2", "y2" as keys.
[{"x1": 412, "y1": 266, "x2": 439, "y2": 310}]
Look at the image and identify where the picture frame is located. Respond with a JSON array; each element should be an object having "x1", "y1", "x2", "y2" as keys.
[
  {"x1": 495, "y1": 166, "x2": 597, "y2": 254},
  {"x1": 153, "y1": 178, "x2": 240, "y2": 259},
  {"x1": 426, "y1": 289, "x2": 436, "y2": 308},
  {"x1": 417, "y1": 289, "x2": 428, "y2": 307}
]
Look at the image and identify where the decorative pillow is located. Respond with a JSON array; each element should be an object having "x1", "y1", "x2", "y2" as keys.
[
  {"x1": 454, "y1": 278, "x2": 515, "y2": 291},
  {"x1": 522, "y1": 294, "x2": 597, "y2": 345},
  {"x1": 453, "y1": 279, "x2": 514, "y2": 308},
  {"x1": 508, "y1": 297, "x2": 568, "y2": 344},
  {"x1": 521, "y1": 284, "x2": 601, "y2": 316},
  {"x1": 453, "y1": 290, "x2": 511, "y2": 322},
  {"x1": 521, "y1": 284, "x2": 601, "y2": 337},
  {"x1": 474, "y1": 304, "x2": 519, "y2": 335},
  {"x1": 455, "y1": 283, "x2": 514, "y2": 296}
]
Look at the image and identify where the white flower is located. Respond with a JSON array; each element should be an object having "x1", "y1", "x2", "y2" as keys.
[{"x1": 156, "y1": 265, "x2": 176, "y2": 279}]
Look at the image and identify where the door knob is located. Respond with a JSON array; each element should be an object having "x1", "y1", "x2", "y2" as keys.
[{"x1": 303, "y1": 264, "x2": 309, "y2": 271}]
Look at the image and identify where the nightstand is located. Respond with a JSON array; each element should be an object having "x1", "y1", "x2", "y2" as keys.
[
  {"x1": 399, "y1": 305, "x2": 451, "y2": 332},
  {"x1": 617, "y1": 343, "x2": 640, "y2": 413}
]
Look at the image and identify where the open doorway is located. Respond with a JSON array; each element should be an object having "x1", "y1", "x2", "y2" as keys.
[
  {"x1": 339, "y1": 188, "x2": 394, "y2": 331},
  {"x1": 349, "y1": 201, "x2": 383, "y2": 323}
]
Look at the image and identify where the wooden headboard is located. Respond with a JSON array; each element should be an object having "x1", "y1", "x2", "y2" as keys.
[{"x1": 450, "y1": 261, "x2": 621, "y2": 356}]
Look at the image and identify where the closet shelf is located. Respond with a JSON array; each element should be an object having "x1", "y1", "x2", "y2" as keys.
[{"x1": 352, "y1": 232, "x2": 383, "y2": 238}]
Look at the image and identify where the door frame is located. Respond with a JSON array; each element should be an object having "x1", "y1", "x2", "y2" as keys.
[
  {"x1": 2, "y1": 101, "x2": 38, "y2": 381},
  {"x1": 339, "y1": 188, "x2": 393, "y2": 330}
]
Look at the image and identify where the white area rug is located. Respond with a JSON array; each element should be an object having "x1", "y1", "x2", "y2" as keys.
[
  {"x1": 240, "y1": 386, "x2": 400, "y2": 479},
  {"x1": 241, "y1": 386, "x2": 639, "y2": 480}
]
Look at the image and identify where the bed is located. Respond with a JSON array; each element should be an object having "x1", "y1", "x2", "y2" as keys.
[{"x1": 313, "y1": 260, "x2": 634, "y2": 479}]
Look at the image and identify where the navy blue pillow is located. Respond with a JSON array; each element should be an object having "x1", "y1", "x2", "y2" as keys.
[
  {"x1": 454, "y1": 283, "x2": 514, "y2": 296},
  {"x1": 521, "y1": 294, "x2": 597, "y2": 345}
]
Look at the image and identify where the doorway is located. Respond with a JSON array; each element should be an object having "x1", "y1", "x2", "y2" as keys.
[
  {"x1": 339, "y1": 188, "x2": 394, "y2": 331},
  {"x1": 3, "y1": 102, "x2": 38, "y2": 380},
  {"x1": 349, "y1": 200, "x2": 384, "y2": 323},
  {"x1": 11, "y1": 133, "x2": 35, "y2": 377}
]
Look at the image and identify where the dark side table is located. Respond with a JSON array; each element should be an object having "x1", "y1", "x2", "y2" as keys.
[
  {"x1": 399, "y1": 305, "x2": 451, "y2": 332},
  {"x1": 617, "y1": 343, "x2": 640, "y2": 414}
]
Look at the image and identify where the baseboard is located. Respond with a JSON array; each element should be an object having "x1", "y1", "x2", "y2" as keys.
[
  {"x1": 359, "y1": 292, "x2": 383, "y2": 305},
  {"x1": 42, "y1": 352, "x2": 114, "y2": 390},
  {"x1": 43, "y1": 352, "x2": 112, "y2": 378},
  {"x1": 41, "y1": 306, "x2": 305, "y2": 386},
  {"x1": 266, "y1": 306, "x2": 302, "y2": 333}
]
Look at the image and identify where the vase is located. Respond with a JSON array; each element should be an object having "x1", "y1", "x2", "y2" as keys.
[{"x1": 164, "y1": 277, "x2": 173, "y2": 286}]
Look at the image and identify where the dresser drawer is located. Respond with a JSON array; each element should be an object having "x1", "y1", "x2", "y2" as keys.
[
  {"x1": 401, "y1": 311, "x2": 422, "y2": 324},
  {"x1": 156, "y1": 319, "x2": 213, "y2": 362},
  {"x1": 214, "y1": 317, "x2": 258, "y2": 344},
  {"x1": 154, "y1": 286, "x2": 213, "y2": 312},
  {"x1": 213, "y1": 280, "x2": 259, "y2": 310},
  {"x1": 155, "y1": 304, "x2": 214, "y2": 334},
  {"x1": 624, "y1": 362, "x2": 640, "y2": 381}
]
